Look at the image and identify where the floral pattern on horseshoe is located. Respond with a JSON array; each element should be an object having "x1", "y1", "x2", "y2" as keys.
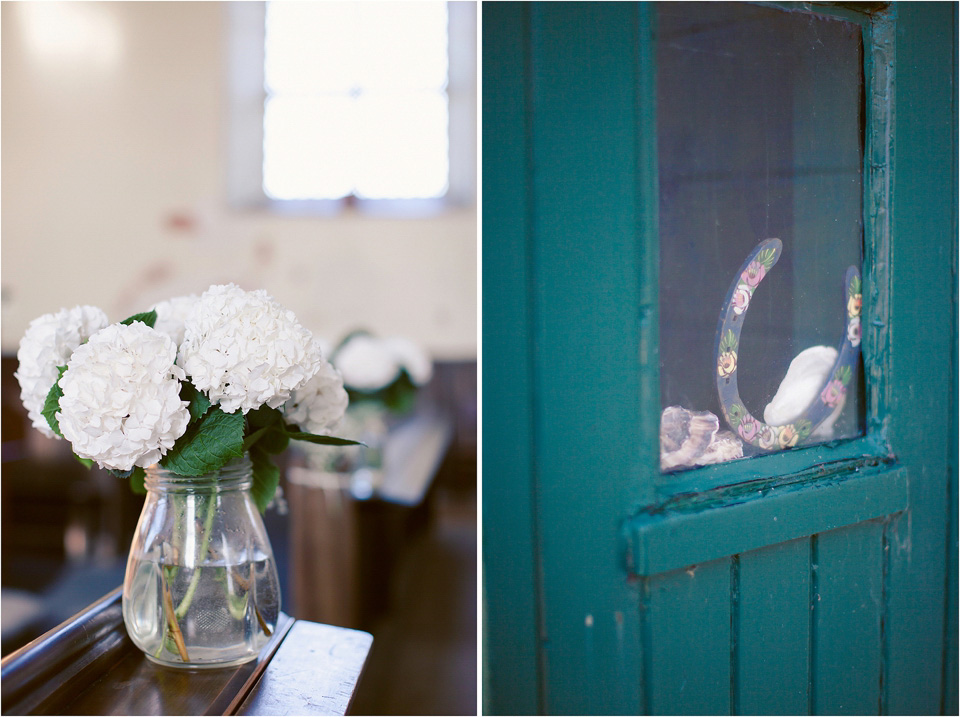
[{"x1": 715, "y1": 238, "x2": 861, "y2": 451}]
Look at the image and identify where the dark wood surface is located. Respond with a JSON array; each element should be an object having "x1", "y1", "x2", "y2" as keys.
[
  {"x1": 1, "y1": 589, "x2": 372, "y2": 716},
  {"x1": 287, "y1": 413, "x2": 453, "y2": 629}
]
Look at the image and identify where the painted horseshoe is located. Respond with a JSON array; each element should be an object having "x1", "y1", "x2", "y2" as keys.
[{"x1": 714, "y1": 238, "x2": 861, "y2": 451}]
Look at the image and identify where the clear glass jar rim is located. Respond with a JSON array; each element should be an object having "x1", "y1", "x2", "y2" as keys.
[{"x1": 144, "y1": 455, "x2": 253, "y2": 491}]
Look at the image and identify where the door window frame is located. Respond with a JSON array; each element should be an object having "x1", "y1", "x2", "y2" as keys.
[{"x1": 629, "y1": 2, "x2": 902, "y2": 574}]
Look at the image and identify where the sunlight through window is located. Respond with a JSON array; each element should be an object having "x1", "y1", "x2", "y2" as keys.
[{"x1": 262, "y1": 2, "x2": 449, "y2": 201}]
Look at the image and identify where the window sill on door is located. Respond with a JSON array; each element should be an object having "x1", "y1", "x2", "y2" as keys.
[{"x1": 626, "y1": 461, "x2": 908, "y2": 577}]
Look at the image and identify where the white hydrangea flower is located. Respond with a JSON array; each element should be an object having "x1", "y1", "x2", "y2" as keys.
[
  {"x1": 334, "y1": 334, "x2": 401, "y2": 392},
  {"x1": 15, "y1": 305, "x2": 110, "y2": 438},
  {"x1": 382, "y1": 337, "x2": 433, "y2": 386},
  {"x1": 57, "y1": 322, "x2": 190, "y2": 471},
  {"x1": 152, "y1": 294, "x2": 200, "y2": 346},
  {"x1": 283, "y1": 358, "x2": 349, "y2": 435},
  {"x1": 334, "y1": 334, "x2": 433, "y2": 391},
  {"x1": 178, "y1": 284, "x2": 323, "y2": 414}
]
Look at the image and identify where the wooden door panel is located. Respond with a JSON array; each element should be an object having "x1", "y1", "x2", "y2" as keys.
[
  {"x1": 813, "y1": 520, "x2": 885, "y2": 715},
  {"x1": 885, "y1": 490, "x2": 949, "y2": 716},
  {"x1": 641, "y1": 521, "x2": 888, "y2": 716},
  {"x1": 737, "y1": 537, "x2": 811, "y2": 716},
  {"x1": 528, "y1": 3, "x2": 648, "y2": 714},
  {"x1": 644, "y1": 557, "x2": 731, "y2": 715},
  {"x1": 880, "y1": 5, "x2": 956, "y2": 713}
]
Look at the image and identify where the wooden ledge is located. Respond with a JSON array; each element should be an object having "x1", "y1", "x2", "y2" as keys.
[
  {"x1": 1, "y1": 589, "x2": 372, "y2": 716},
  {"x1": 625, "y1": 465, "x2": 908, "y2": 577}
]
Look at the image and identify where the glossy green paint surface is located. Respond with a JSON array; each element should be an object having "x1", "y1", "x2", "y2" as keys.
[
  {"x1": 736, "y1": 538, "x2": 810, "y2": 715},
  {"x1": 482, "y1": 2, "x2": 957, "y2": 714},
  {"x1": 630, "y1": 465, "x2": 907, "y2": 576},
  {"x1": 481, "y1": 3, "x2": 540, "y2": 714},
  {"x1": 814, "y1": 520, "x2": 885, "y2": 714},
  {"x1": 882, "y1": 4, "x2": 957, "y2": 713},
  {"x1": 526, "y1": 3, "x2": 645, "y2": 712},
  {"x1": 644, "y1": 558, "x2": 731, "y2": 715}
]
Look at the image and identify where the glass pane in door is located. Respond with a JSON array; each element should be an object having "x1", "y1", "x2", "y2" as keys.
[{"x1": 657, "y1": 3, "x2": 866, "y2": 472}]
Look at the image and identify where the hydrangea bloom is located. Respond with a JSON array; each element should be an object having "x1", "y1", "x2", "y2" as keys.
[
  {"x1": 335, "y1": 334, "x2": 402, "y2": 391},
  {"x1": 15, "y1": 305, "x2": 109, "y2": 438},
  {"x1": 57, "y1": 322, "x2": 190, "y2": 471},
  {"x1": 335, "y1": 334, "x2": 433, "y2": 391},
  {"x1": 152, "y1": 294, "x2": 200, "y2": 346},
  {"x1": 382, "y1": 337, "x2": 433, "y2": 386},
  {"x1": 178, "y1": 284, "x2": 323, "y2": 414},
  {"x1": 283, "y1": 358, "x2": 349, "y2": 435}
]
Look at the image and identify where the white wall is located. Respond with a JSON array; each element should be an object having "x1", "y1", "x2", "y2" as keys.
[{"x1": 1, "y1": 1, "x2": 477, "y2": 359}]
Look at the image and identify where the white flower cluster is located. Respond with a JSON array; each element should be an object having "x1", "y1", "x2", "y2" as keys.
[
  {"x1": 382, "y1": 337, "x2": 433, "y2": 386},
  {"x1": 57, "y1": 322, "x2": 190, "y2": 471},
  {"x1": 283, "y1": 359, "x2": 349, "y2": 435},
  {"x1": 152, "y1": 294, "x2": 199, "y2": 346},
  {"x1": 15, "y1": 305, "x2": 109, "y2": 438},
  {"x1": 178, "y1": 284, "x2": 323, "y2": 414},
  {"x1": 335, "y1": 334, "x2": 433, "y2": 392},
  {"x1": 17, "y1": 283, "x2": 351, "y2": 475}
]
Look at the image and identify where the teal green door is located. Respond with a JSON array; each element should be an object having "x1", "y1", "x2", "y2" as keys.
[{"x1": 482, "y1": 2, "x2": 957, "y2": 715}]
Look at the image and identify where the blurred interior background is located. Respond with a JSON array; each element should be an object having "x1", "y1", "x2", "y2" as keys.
[{"x1": 1, "y1": 2, "x2": 477, "y2": 714}]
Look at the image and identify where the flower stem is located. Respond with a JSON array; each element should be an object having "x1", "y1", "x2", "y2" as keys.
[
  {"x1": 254, "y1": 601, "x2": 272, "y2": 637},
  {"x1": 174, "y1": 492, "x2": 218, "y2": 620},
  {"x1": 161, "y1": 568, "x2": 190, "y2": 662}
]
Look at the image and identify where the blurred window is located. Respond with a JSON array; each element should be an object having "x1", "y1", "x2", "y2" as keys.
[{"x1": 228, "y1": 2, "x2": 476, "y2": 214}]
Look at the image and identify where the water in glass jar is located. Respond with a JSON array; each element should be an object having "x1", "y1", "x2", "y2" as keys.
[{"x1": 124, "y1": 553, "x2": 279, "y2": 667}]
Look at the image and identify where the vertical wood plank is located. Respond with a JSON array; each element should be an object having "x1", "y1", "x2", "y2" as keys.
[
  {"x1": 883, "y1": 4, "x2": 955, "y2": 715},
  {"x1": 812, "y1": 520, "x2": 884, "y2": 715},
  {"x1": 481, "y1": 3, "x2": 541, "y2": 713},
  {"x1": 945, "y1": 465, "x2": 958, "y2": 715},
  {"x1": 645, "y1": 558, "x2": 731, "y2": 715},
  {"x1": 527, "y1": 2, "x2": 647, "y2": 713},
  {"x1": 737, "y1": 537, "x2": 811, "y2": 715},
  {"x1": 946, "y1": 8, "x2": 959, "y2": 714},
  {"x1": 287, "y1": 481, "x2": 360, "y2": 628}
]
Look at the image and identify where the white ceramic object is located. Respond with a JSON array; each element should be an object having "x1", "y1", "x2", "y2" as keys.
[{"x1": 764, "y1": 345, "x2": 845, "y2": 440}]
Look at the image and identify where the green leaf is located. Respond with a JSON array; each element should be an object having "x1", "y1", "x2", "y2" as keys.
[
  {"x1": 242, "y1": 407, "x2": 288, "y2": 452},
  {"x1": 159, "y1": 407, "x2": 245, "y2": 476},
  {"x1": 129, "y1": 467, "x2": 146, "y2": 495},
  {"x1": 284, "y1": 429, "x2": 364, "y2": 447},
  {"x1": 74, "y1": 455, "x2": 94, "y2": 469},
  {"x1": 180, "y1": 382, "x2": 211, "y2": 423},
  {"x1": 242, "y1": 424, "x2": 272, "y2": 452},
  {"x1": 719, "y1": 329, "x2": 738, "y2": 354},
  {"x1": 837, "y1": 365, "x2": 853, "y2": 386},
  {"x1": 756, "y1": 247, "x2": 777, "y2": 269},
  {"x1": 248, "y1": 406, "x2": 283, "y2": 428},
  {"x1": 120, "y1": 309, "x2": 157, "y2": 328},
  {"x1": 382, "y1": 371, "x2": 417, "y2": 414},
  {"x1": 850, "y1": 275, "x2": 862, "y2": 295},
  {"x1": 259, "y1": 426, "x2": 290, "y2": 454},
  {"x1": 727, "y1": 403, "x2": 744, "y2": 427},
  {"x1": 41, "y1": 366, "x2": 68, "y2": 438},
  {"x1": 250, "y1": 446, "x2": 280, "y2": 512},
  {"x1": 245, "y1": 423, "x2": 290, "y2": 454}
]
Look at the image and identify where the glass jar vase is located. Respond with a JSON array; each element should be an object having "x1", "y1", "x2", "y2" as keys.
[{"x1": 121, "y1": 456, "x2": 281, "y2": 668}]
